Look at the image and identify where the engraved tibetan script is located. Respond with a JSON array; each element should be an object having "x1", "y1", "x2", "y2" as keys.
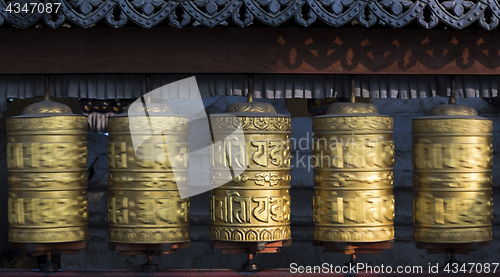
[
  {"x1": 413, "y1": 143, "x2": 492, "y2": 170},
  {"x1": 315, "y1": 194, "x2": 394, "y2": 224},
  {"x1": 210, "y1": 136, "x2": 247, "y2": 168},
  {"x1": 8, "y1": 197, "x2": 87, "y2": 225},
  {"x1": 251, "y1": 140, "x2": 286, "y2": 167},
  {"x1": 108, "y1": 197, "x2": 189, "y2": 225},
  {"x1": 8, "y1": 142, "x2": 85, "y2": 169},
  {"x1": 414, "y1": 195, "x2": 492, "y2": 225}
]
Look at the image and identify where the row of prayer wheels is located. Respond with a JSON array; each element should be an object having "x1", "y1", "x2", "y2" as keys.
[{"x1": 5, "y1": 95, "x2": 493, "y2": 255}]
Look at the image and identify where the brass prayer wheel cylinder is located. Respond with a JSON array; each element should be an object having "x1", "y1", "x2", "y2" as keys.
[
  {"x1": 209, "y1": 102, "x2": 292, "y2": 242},
  {"x1": 312, "y1": 102, "x2": 395, "y2": 243},
  {"x1": 107, "y1": 103, "x2": 190, "y2": 244},
  {"x1": 6, "y1": 99, "x2": 89, "y2": 243},
  {"x1": 412, "y1": 104, "x2": 493, "y2": 244}
]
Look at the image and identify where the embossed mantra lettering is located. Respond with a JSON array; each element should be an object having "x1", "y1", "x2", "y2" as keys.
[
  {"x1": 210, "y1": 191, "x2": 290, "y2": 224},
  {"x1": 312, "y1": 112, "x2": 395, "y2": 243},
  {"x1": 107, "y1": 113, "x2": 190, "y2": 244},
  {"x1": 9, "y1": 197, "x2": 88, "y2": 225},
  {"x1": 314, "y1": 195, "x2": 394, "y2": 224},
  {"x1": 412, "y1": 115, "x2": 493, "y2": 244},
  {"x1": 108, "y1": 142, "x2": 188, "y2": 169},
  {"x1": 210, "y1": 112, "x2": 292, "y2": 242},
  {"x1": 314, "y1": 140, "x2": 394, "y2": 168},
  {"x1": 413, "y1": 143, "x2": 492, "y2": 169},
  {"x1": 108, "y1": 197, "x2": 189, "y2": 225},
  {"x1": 414, "y1": 196, "x2": 492, "y2": 225},
  {"x1": 211, "y1": 140, "x2": 288, "y2": 168},
  {"x1": 8, "y1": 142, "x2": 87, "y2": 169}
]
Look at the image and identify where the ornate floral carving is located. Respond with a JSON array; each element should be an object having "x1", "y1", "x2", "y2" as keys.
[
  {"x1": 254, "y1": 172, "x2": 279, "y2": 186},
  {"x1": 369, "y1": 0, "x2": 424, "y2": 28},
  {"x1": 210, "y1": 226, "x2": 290, "y2": 241},
  {"x1": 210, "y1": 116, "x2": 291, "y2": 131},
  {"x1": 106, "y1": 4, "x2": 127, "y2": 27},
  {"x1": 312, "y1": 116, "x2": 393, "y2": 132},
  {"x1": 232, "y1": 4, "x2": 253, "y2": 26},
  {"x1": 168, "y1": 4, "x2": 190, "y2": 27},
  {"x1": 44, "y1": 0, "x2": 66, "y2": 28},
  {"x1": 430, "y1": 0, "x2": 487, "y2": 29},
  {"x1": 412, "y1": 118, "x2": 493, "y2": 134},
  {"x1": 1, "y1": 0, "x2": 500, "y2": 29},
  {"x1": 10, "y1": 227, "x2": 89, "y2": 243},
  {"x1": 380, "y1": 0, "x2": 412, "y2": 15},
  {"x1": 181, "y1": 0, "x2": 240, "y2": 27},
  {"x1": 7, "y1": 116, "x2": 88, "y2": 132},
  {"x1": 320, "y1": 0, "x2": 351, "y2": 15},
  {"x1": 70, "y1": 0, "x2": 101, "y2": 15},
  {"x1": 414, "y1": 228, "x2": 492, "y2": 243},
  {"x1": 195, "y1": 0, "x2": 227, "y2": 15},
  {"x1": 441, "y1": 0, "x2": 474, "y2": 17},
  {"x1": 257, "y1": 0, "x2": 290, "y2": 14},
  {"x1": 61, "y1": 0, "x2": 116, "y2": 28},
  {"x1": 109, "y1": 228, "x2": 190, "y2": 243},
  {"x1": 314, "y1": 226, "x2": 394, "y2": 242},
  {"x1": 307, "y1": 0, "x2": 364, "y2": 26},
  {"x1": 246, "y1": 0, "x2": 305, "y2": 26},
  {"x1": 116, "y1": 0, "x2": 177, "y2": 28}
]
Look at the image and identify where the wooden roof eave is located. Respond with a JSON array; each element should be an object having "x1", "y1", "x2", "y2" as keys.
[{"x1": 0, "y1": 0, "x2": 497, "y2": 30}]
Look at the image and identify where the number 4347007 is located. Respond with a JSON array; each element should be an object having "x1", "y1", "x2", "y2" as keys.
[{"x1": 5, "y1": 3, "x2": 61, "y2": 13}]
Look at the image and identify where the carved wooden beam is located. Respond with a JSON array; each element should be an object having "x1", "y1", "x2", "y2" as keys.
[{"x1": 0, "y1": 27, "x2": 499, "y2": 75}]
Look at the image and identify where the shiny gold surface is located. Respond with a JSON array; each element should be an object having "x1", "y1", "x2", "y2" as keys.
[
  {"x1": 412, "y1": 104, "x2": 493, "y2": 243},
  {"x1": 21, "y1": 100, "x2": 73, "y2": 115},
  {"x1": 209, "y1": 102, "x2": 292, "y2": 242},
  {"x1": 428, "y1": 103, "x2": 478, "y2": 116},
  {"x1": 6, "y1": 100, "x2": 89, "y2": 243},
  {"x1": 225, "y1": 101, "x2": 277, "y2": 113},
  {"x1": 312, "y1": 102, "x2": 395, "y2": 243},
  {"x1": 107, "y1": 110, "x2": 190, "y2": 244},
  {"x1": 127, "y1": 102, "x2": 174, "y2": 114},
  {"x1": 326, "y1": 102, "x2": 379, "y2": 115}
]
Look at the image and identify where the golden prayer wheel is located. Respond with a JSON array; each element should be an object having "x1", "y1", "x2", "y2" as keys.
[
  {"x1": 107, "y1": 102, "x2": 190, "y2": 244},
  {"x1": 6, "y1": 98, "x2": 89, "y2": 243},
  {"x1": 312, "y1": 102, "x2": 395, "y2": 243},
  {"x1": 412, "y1": 103, "x2": 493, "y2": 244},
  {"x1": 209, "y1": 101, "x2": 292, "y2": 242}
]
